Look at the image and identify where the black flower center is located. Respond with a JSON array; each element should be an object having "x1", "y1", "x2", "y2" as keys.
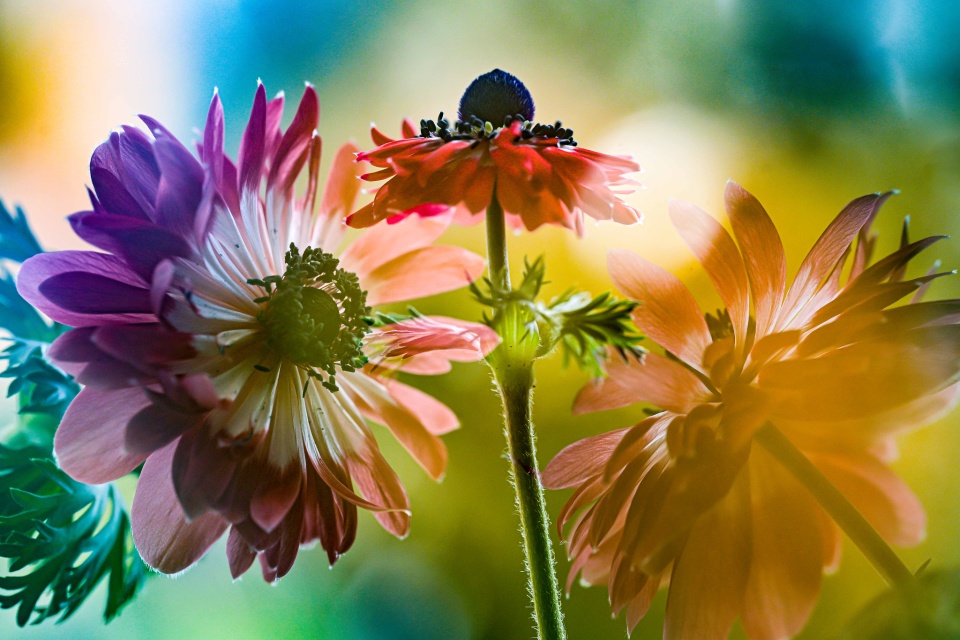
[
  {"x1": 458, "y1": 69, "x2": 535, "y2": 126},
  {"x1": 249, "y1": 244, "x2": 370, "y2": 392}
]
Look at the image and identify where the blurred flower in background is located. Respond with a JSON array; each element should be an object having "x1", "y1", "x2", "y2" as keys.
[
  {"x1": 545, "y1": 183, "x2": 960, "y2": 638},
  {"x1": 2, "y1": 1, "x2": 960, "y2": 638}
]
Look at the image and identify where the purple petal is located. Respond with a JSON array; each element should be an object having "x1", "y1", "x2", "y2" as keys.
[
  {"x1": 154, "y1": 135, "x2": 205, "y2": 239},
  {"x1": 202, "y1": 90, "x2": 225, "y2": 192},
  {"x1": 238, "y1": 83, "x2": 267, "y2": 196},
  {"x1": 264, "y1": 93, "x2": 286, "y2": 160},
  {"x1": 54, "y1": 386, "x2": 151, "y2": 484},
  {"x1": 250, "y1": 465, "x2": 301, "y2": 533},
  {"x1": 126, "y1": 401, "x2": 204, "y2": 455},
  {"x1": 39, "y1": 272, "x2": 152, "y2": 315},
  {"x1": 117, "y1": 125, "x2": 161, "y2": 216},
  {"x1": 17, "y1": 251, "x2": 154, "y2": 327},
  {"x1": 90, "y1": 133, "x2": 152, "y2": 221},
  {"x1": 131, "y1": 440, "x2": 228, "y2": 574},
  {"x1": 227, "y1": 527, "x2": 256, "y2": 579},
  {"x1": 267, "y1": 85, "x2": 319, "y2": 194},
  {"x1": 68, "y1": 210, "x2": 194, "y2": 278}
]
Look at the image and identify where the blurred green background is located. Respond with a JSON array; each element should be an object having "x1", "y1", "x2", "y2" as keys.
[{"x1": 2, "y1": 1, "x2": 960, "y2": 638}]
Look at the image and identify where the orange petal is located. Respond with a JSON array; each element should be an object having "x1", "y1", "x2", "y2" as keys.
[
  {"x1": 607, "y1": 250, "x2": 711, "y2": 371},
  {"x1": 542, "y1": 428, "x2": 629, "y2": 490},
  {"x1": 574, "y1": 352, "x2": 712, "y2": 415},
  {"x1": 725, "y1": 182, "x2": 786, "y2": 341},
  {"x1": 778, "y1": 192, "x2": 893, "y2": 331},
  {"x1": 664, "y1": 471, "x2": 752, "y2": 640},
  {"x1": 669, "y1": 198, "x2": 750, "y2": 352},
  {"x1": 813, "y1": 451, "x2": 926, "y2": 546},
  {"x1": 339, "y1": 210, "x2": 453, "y2": 277},
  {"x1": 345, "y1": 374, "x2": 448, "y2": 480},
  {"x1": 742, "y1": 447, "x2": 825, "y2": 640}
]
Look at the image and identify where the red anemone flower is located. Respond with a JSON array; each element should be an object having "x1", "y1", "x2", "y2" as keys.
[{"x1": 347, "y1": 69, "x2": 642, "y2": 235}]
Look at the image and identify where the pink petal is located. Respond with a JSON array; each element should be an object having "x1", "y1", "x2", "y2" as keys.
[
  {"x1": 338, "y1": 211, "x2": 453, "y2": 277},
  {"x1": 346, "y1": 375, "x2": 448, "y2": 480},
  {"x1": 386, "y1": 379, "x2": 459, "y2": 435},
  {"x1": 131, "y1": 440, "x2": 229, "y2": 574},
  {"x1": 542, "y1": 428, "x2": 629, "y2": 490},
  {"x1": 607, "y1": 250, "x2": 711, "y2": 371},
  {"x1": 362, "y1": 246, "x2": 485, "y2": 306},
  {"x1": 54, "y1": 386, "x2": 152, "y2": 484},
  {"x1": 573, "y1": 352, "x2": 712, "y2": 415},
  {"x1": 312, "y1": 142, "x2": 362, "y2": 250},
  {"x1": 347, "y1": 448, "x2": 411, "y2": 538},
  {"x1": 669, "y1": 199, "x2": 750, "y2": 351}
]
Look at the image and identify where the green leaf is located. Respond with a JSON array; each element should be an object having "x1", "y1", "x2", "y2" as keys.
[
  {"x1": 0, "y1": 443, "x2": 147, "y2": 626},
  {"x1": 0, "y1": 200, "x2": 43, "y2": 264},
  {"x1": 837, "y1": 567, "x2": 960, "y2": 640}
]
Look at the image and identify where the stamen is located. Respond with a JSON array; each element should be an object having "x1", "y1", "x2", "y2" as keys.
[{"x1": 249, "y1": 244, "x2": 370, "y2": 392}]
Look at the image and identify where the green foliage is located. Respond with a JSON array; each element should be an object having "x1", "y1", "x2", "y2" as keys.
[
  {"x1": 545, "y1": 290, "x2": 644, "y2": 377},
  {"x1": 0, "y1": 199, "x2": 149, "y2": 626},
  {"x1": 471, "y1": 255, "x2": 644, "y2": 374},
  {"x1": 837, "y1": 568, "x2": 960, "y2": 640},
  {"x1": 0, "y1": 444, "x2": 145, "y2": 626}
]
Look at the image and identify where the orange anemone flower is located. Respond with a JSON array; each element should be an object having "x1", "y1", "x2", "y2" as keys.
[
  {"x1": 347, "y1": 69, "x2": 642, "y2": 235},
  {"x1": 544, "y1": 182, "x2": 960, "y2": 639}
]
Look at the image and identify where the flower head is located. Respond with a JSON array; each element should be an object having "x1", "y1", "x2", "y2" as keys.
[
  {"x1": 544, "y1": 182, "x2": 960, "y2": 639},
  {"x1": 18, "y1": 83, "x2": 494, "y2": 581},
  {"x1": 347, "y1": 69, "x2": 642, "y2": 235}
]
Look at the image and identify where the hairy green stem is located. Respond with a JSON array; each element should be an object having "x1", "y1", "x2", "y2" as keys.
[
  {"x1": 756, "y1": 423, "x2": 914, "y2": 587},
  {"x1": 485, "y1": 193, "x2": 567, "y2": 640}
]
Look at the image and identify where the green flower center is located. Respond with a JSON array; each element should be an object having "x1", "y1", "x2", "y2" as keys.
[{"x1": 249, "y1": 244, "x2": 370, "y2": 392}]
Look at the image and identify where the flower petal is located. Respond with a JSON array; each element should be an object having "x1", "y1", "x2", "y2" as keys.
[
  {"x1": 608, "y1": 250, "x2": 711, "y2": 371},
  {"x1": 664, "y1": 471, "x2": 752, "y2": 640},
  {"x1": 574, "y1": 352, "x2": 711, "y2": 415},
  {"x1": 542, "y1": 428, "x2": 629, "y2": 490},
  {"x1": 669, "y1": 198, "x2": 750, "y2": 351},
  {"x1": 362, "y1": 246, "x2": 485, "y2": 306},
  {"x1": 725, "y1": 182, "x2": 788, "y2": 341},
  {"x1": 54, "y1": 386, "x2": 152, "y2": 484},
  {"x1": 17, "y1": 251, "x2": 153, "y2": 327},
  {"x1": 131, "y1": 440, "x2": 229, "y2": 574},
  {"x1": 742, "y1": 447, "x2": 825, "y2": 640}
]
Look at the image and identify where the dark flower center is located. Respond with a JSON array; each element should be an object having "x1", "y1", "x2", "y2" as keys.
[
  {"x1": 249, "y1": 244, "x2": 370, "y2": 392},
  {"x1": 458, "y1": 69, "x2": 535, "y2": 126}
]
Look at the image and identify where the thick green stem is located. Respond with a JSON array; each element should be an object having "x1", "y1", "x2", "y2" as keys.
[
  {"x1": 756, "y1": 423, "x2": 914, "y2": 587},
  {"x1": 485, "y1": 193, "x2": 567, "y2": 640}
]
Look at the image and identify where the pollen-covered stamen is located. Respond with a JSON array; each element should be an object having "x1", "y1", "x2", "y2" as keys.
[{"x1": 249, "y1": 244, "x2": 370, "y2": 392}]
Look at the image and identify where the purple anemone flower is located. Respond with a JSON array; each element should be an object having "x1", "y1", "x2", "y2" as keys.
[{"x1": 17, "y1": 83, "x2": 495, "y2": 580}]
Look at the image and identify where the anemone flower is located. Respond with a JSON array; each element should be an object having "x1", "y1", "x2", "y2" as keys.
[
  {"x1": 543, "y1": 182, "x2": 960, "y2": 639},
  {"x1": 346, "y1": 69, "x2": 642, "y2": 235},
  {"x1": 17, "y1": 83, "x2": 495, "y2": 581}
]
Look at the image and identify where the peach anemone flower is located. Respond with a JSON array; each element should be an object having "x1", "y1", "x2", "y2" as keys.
[
  {"x1": 346, "y1": 69, "x2": 642, "y2": 235},
  {"x1": 544, "y1": 182, "x2": 960, "y2": 639},
  {"x1": 18, "y1": 84, "x2": 495, "y2": 581}
]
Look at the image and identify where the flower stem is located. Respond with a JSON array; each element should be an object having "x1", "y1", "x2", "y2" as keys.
[
  {"x1": 485, "y1": 193, "x2": 567, "y2": 640},
  {"x1": 756, "y1": 423, "x2": 915, "y2": 587}
]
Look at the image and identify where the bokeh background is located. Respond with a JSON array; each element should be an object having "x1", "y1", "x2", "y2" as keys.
[{"x1": 2, "y1": 1, "x2": 960, "y2": 638}]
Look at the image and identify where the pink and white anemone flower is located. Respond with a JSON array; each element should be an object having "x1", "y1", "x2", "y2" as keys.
[{"x1": 17, "y1": 83, "x2": 495, "y2": 581}]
